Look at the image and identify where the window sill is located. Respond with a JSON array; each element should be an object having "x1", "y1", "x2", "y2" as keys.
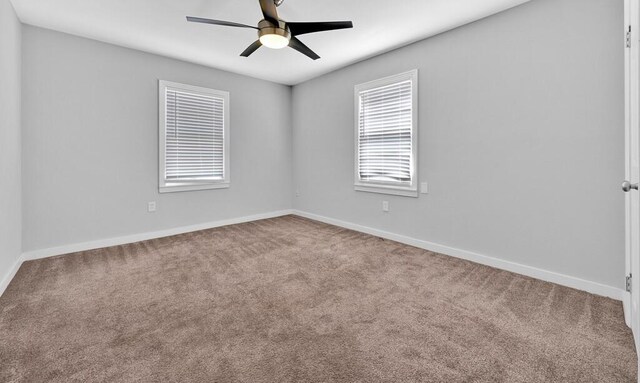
[
  {"x1": 355, "y1": 184, "x2": 418, "y2": 198},
  {"x1": 159, "y1": 183, "x2": 230, "y2": 193}
]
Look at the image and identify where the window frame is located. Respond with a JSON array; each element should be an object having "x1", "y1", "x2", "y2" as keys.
[
  {"x1": 158, "y1": 80, "x2": 230, "y2": 193},
  {"x1": 353, "y1": 70, "x2": 419, "y2": 198}
]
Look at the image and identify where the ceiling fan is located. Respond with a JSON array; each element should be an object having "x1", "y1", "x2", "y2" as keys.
[{"x1": 186, "y1": 0, "x2": 353, "y2": 60}]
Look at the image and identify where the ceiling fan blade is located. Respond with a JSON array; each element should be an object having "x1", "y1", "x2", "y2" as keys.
[
  {"x1": 289, "y1": 36, "x2": 320, "y2": 60},
  {"x1": 258, "y1": 0, "x2": 280, "y2": 26},
  {"x1": 240, "y1": 40, "x2": 263, "y2": 57},
  {"x1": 186, "y1": 16, "x2": 258, "y2": 30},
  {"x1": 286, "y1": 21, "x2": 353, "y2": 36}
]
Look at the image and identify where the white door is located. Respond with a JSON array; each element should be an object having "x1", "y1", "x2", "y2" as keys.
[{"x1": 624, "y1": 0, "x2": 640, "y2": 352}]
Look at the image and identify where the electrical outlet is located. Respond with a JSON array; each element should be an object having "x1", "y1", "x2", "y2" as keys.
[
  {"x1": 148, "y1": 201, "x2": 157, "y2": 212},
  {"x1": 420, "y1": 182, "x2": 429, "y2": 194},
  {"x1": 295, "y1": 189, "x2": 300, "y2": 197},
  {"x1": 382, "y1": 201, "x2": 389, "y2": 212}
]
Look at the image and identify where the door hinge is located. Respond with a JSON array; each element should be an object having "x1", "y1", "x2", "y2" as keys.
[
  {"x1": 627, "y1": 26, "x2": 632, "y2": 48},
  {"x1": 626, "y1": 274, "x2": 632, "y2": 292}
]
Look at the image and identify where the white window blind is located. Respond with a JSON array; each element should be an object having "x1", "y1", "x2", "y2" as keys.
[
  {"x1": 355, "y1": 70, "x2": 418, "y2": 197},
  {"x1": 159, "y1": 81, "x2": 230, "y2": 193},
  {"x1": 358, "y1": 80, "x2": 412, "y2": 183},
  {"x1": 165, "y1": 88, "x2": 224, "y2": 180}
]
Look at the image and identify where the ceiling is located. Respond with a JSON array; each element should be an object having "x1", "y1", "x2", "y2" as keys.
[{"x1": 10, "y1": 0, "x2": 530, "y2": 85}]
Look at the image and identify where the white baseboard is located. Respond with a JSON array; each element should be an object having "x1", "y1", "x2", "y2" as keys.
[
  {"x1": 22, "y1": 209, "x2": 294, "y2": 261},
  {"x1": 292, "y1": 210, "x2": 626, "y2": 302},
  {"x1": 0, "y1": 210, "x2": 293, "y2": 297},
  {"x1": 0, "y1": 254, "x2": 24, "y2": 298},
  {"x1": 2, "y1": 208, "x2": 626, "y2": 304}
]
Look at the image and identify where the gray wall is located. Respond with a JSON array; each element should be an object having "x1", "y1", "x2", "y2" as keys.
[
  {"x1": 22, "y1": 26, "x2": 293, "y2": 251},
  {"x1": 16, "y1": 0, "x2": 627, "y2": 291},
  {"x1": 0, "y1": 0, "x2": 22, "y2": 281},
  {"x1": 292, "y1": 0, "x2": 625, "y2": 289}
]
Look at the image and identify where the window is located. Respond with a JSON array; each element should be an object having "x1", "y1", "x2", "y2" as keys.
[
  {"x1": 354, "y1": 70, "x2": 418, "y2": 197},
  {"x1": 159, "y1": 80, "x2": 230, "y2": 193}
]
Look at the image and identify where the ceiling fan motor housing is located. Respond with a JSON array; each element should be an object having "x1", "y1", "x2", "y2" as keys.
[{"x1": 258, "y1": 19, "x2": 290, "y2": 41}]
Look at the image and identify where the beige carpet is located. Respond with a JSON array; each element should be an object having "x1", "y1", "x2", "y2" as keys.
[{"x1": 0, "y1": 215, "x2": 636, "y2": 382}]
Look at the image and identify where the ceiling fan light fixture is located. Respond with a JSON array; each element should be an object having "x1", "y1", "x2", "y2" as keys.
[
  {"x1": 259, "y1": 33, "x2": 290, "y2": 49},
  {"x1": 258, "y1": 26, "x2": 290, "y2": 49}
]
